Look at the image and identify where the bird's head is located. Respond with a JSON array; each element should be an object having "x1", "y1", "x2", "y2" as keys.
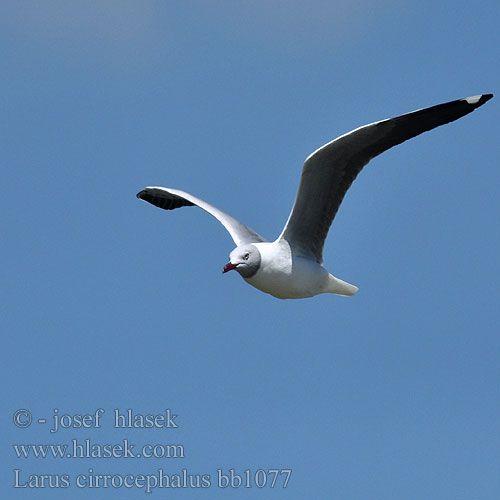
[{"x1": 223, "y1": 244, "x2": 261, "y2": 278}]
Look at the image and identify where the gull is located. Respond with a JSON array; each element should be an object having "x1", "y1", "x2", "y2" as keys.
[{"x1": 137, "y1": 94, "x2": 493, "y2": 299}]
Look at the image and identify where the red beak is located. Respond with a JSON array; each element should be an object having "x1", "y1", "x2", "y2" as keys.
[{"x1": 222, "y1": 262, "x2": 238, "y2": 274}]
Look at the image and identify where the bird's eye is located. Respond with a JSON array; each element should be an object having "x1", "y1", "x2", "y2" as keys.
[{"x1": 243, "y1": 252, "x2": 250, "y2": 260}]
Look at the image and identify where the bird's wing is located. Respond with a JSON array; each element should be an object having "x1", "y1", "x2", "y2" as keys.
[
  {"x1": 137, "y1": 186, "x2": 267, "y2": 246},
  {"x1": 279, "y1": 94, "x2": 493, "y2": 263}
]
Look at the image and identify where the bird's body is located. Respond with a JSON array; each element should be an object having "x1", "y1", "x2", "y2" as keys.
[
  {"x1": 241, "y1": 241, "x2": 357, "y2": 299},
  {"x1": 137, "y1": 94, "x2": 493, "y2": 299}
]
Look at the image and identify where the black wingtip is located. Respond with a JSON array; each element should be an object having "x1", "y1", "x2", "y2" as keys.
[
  {"x1": 462, "y1": 93, "x2": 494, "y2": 107},
  {"x1": 135, "y1": 187, "x2": 195, "y2": 210},
  {"x1": 479, "y1": 93, "x2": 494, "y2": 104}
]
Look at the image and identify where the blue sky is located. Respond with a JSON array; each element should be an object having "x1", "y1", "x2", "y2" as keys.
[{"x1": 2, "y1": 1, "x2": 499, "y2": 498}]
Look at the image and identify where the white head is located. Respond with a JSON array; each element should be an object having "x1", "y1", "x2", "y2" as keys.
[{"x1": 222, "y1": 244, "x2": 261, "y2": 278}]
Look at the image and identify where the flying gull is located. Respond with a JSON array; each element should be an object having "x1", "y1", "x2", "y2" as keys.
[{"x1": 137, "y1": 94, "x2": 493, "y2": 299}]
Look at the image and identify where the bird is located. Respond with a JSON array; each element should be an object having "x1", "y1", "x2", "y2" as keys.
[{"x1": 137, "y1": 94, "x2": 493, "y2": 299}]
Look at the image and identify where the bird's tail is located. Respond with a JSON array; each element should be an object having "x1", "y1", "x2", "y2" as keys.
[{"x1": 328, "y1": 275, "x2": 359, "y2": 296}]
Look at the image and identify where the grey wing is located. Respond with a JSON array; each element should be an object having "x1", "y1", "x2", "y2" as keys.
[
  {"x1": 279, "y1": 94, "x2": 493, "y2": 263},
  {"x1": 137, "y1": 187, "x2": 267, "y2": 246}
]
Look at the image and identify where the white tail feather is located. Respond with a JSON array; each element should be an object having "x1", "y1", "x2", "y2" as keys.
[{"x1": 328, "y1": 275, "x2": 359, "y2": 296}]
